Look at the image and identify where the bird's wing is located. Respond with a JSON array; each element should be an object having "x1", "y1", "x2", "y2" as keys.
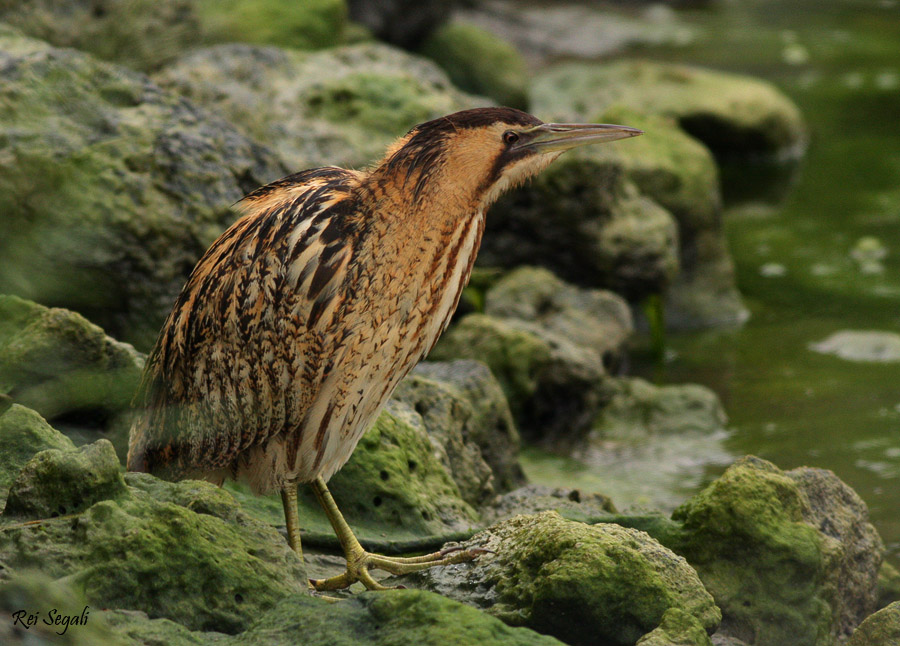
[{"x1": 127, "y1": 167, "x2": 366, "y2": 478}]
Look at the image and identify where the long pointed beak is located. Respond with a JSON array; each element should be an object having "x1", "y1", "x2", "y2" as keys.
[{"x1": 513, "y1": 122, "x2": 643, "y2": 154}]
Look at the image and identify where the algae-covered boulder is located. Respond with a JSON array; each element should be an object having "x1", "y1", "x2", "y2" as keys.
[
  {"x1": 846, "y1": 602, "x2": 900, "y2": 646},
  {"x1": 598, "y1": 107, "x2": 747, "y2": 328},
  {"x1": 347, "y1": 0, "x2": 458, "y2": 48},
  {"x1": 878, "y1": 562, "x2": 900, "y2": 610},
  {"x1": 3, "y1": 440, "x2": 127, "y2": 520},
  {"x1": 0, "y1": 30, "x2": 287, "y2": 349},
  {"x1": 0, "y1": 0, "x2": 201, "y2": 71},
  {"x1": 156, "y1": 42, "x2": 485, "y2": 172},
  {"x1": 478, "y1": 146, "x2": 680, "y2": 301},
  {"x1": 0, "y1": 444, "x2": 307, "y2": 633},
  {"x1": 672, "y1": 456, "x2": 883, "y2": 646},
  {"x1": 482, "y1": 484, "x2": 617, "y2": 525},
  {"x1": 432, "y1": 267, "x2": 632, "y2": 443},
  {"x1": 395, "y1": 360, "x2": 525, "y2": 506},
  {"x1": 196, "y1": 0, "x2": 346, "y2": 50},
  {"x1": 398, "y1": 511, "x2": 720, "y2": 646},
  {"x1": 419, "y1": 20, "x2": 528, "y2": 108},
  {"x1": 531, "y1": 60, "x2": 806, "y2": 159},
  {"x1": 0, "y1": 404, "x2": 75, "y2": 508},
  {"x1": 0, "y1": 296, "x2": 143, "y2": 454},
  {"x1": 637, "y1": 608, "x2": 714, "y2": 646}
]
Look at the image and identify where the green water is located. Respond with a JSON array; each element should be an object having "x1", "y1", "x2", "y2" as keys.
[{"x1": 526, "y1": 0, "x2": 900, "y2": 567}]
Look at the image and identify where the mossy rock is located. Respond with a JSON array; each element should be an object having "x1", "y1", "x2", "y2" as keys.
[
  {"x1": 479, "y1": 146, "x2": 680, "y2": 301},
  {"x1": 0, "y1": 31, "x2": 287, "y2": 350},
  {"x1": 636, "y1": 607, "x2": 714, "y2": 646},
  {"x1": 0, "y1": 450, "x2": 307, "y2": 634},
  {"x1": 419, "y1": 21, "x2": 527, "y2": 108},
  {"x1": 0, "y1": 0, "x2": 201, "y2": 71},
  {"x1": 531, "y1": 59, "x2": 806, "y2": 159},
  {"x1": 0, "y1": 296, "x2": 144, "y2": 454},
  {"x1": 846, "y1": 602, "x2": 900, "y2": 646},
  {"x1": 395, "y1": 511, "x2": 720, "y2": 646},
  {"x1": 671, "y1": 456, "x2": 883, "y2": 646},
  {"x1": 196, "y1": 0, "x2": 347, "y2": 50},
  {"x1": 877, "y1": 561, "x2": 900, "y2": 609},
  {"x1": 0, "y1": 404, "x2": 75, "y2": 508},
  {"x1": 156, "y1": 42, "x2": 486, "y2": 171}
]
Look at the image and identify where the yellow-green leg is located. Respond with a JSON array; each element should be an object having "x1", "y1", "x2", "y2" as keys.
[
  {"x1": 281, "y1": 484, "x2": 316, "y2": 592},
  {"x1": 309, "y1": 477, "x2": 480, "y2": 591}
]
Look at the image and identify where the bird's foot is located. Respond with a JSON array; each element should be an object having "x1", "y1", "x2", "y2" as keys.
[{"x1": 310, "y1": 544, "x2": 487, "y2": 592}]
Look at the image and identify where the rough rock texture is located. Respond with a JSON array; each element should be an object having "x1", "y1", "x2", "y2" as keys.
[
  {"x1": 0, "y1": 404, "x2": 75, "y2": 508},
  {"x1": 599, "y1": 107, "x2": 747, "y2": 328},
  {"x1": 419, "y1": 20, "x2": 527, "y2": 108},
  {"x1": 671, "y1": 456, "x2": 884, "y2": 646},
  {"x1": 846, "y1": 602, "x2": 900, "y2": 646},
  {"x1": 431, "y1": 267, "x2": 633, "y2": 443},
  {"x1": 0, "y1": 29, "x2": 287, "y2": 350},
  {"x1": 396, "y1": 511, "x2": 720, "y2": 646},
  {"x1": 347, "y1": 0, "x2": 460, "y2": 48},
  {"x1": 637, "y1": 608, "x2": 714, "y2": 646},
  {"x1": 2, "y1": 439, "x2": 127, "y2": 520},
  {"x1": 479, "y1": 147, "x2": 680, "y2": 301},
  {"x1": 481, "y1": 484, "x2": 617, "y2": 525},
  {"x1": 396, "y1": 360, "x2": 525, "y2": 506},
  {"x1": 196, "y1": 0, "x2": 347, "y2": 50},
  {"x1": 0, "y1": 0, "x2": 201, "y2": 71},
  {"x1": 531, "y1": 60, "x2": 806, "y2": 159},
  {"x1": 156, "y1": 42, "x2": 484, "y2": 172},
  {"x1": 0, "y1": 296, "x2": 144, "y2": 456},
  {"x1": 0, "y1": 444, "x2": 307, "y2": 634}
]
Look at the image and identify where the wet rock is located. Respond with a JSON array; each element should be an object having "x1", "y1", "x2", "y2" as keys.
[
  {"x1": 395, "y1": 511, "x2": 720, "y2": 646},
  {"x1": 347, "y1": 0, "x2": 460, "y2": 48},
  {"x1": 431, "y1": 267, "x2": 633, "y2": 443},
  {"x1": 481, "y1": 484, "x2": 616, "y2": 525},
  {"x1": 531, "y1": 60, "x2": 806, "y2": 160},
  {"x1": 846, "y1": 602, "x2": 900, "y2": 646},
  {"x1": 0, "y1": 296, "x2": 144, "y2": 456},
  {"x1": 598, "y1": 107, "x2": 747, "y2": 328},
  {"x1": 3, "y1": 439, "x2": 127, "y2": 520},
  {"x1": 156, "y1": 42, "x2": 484, "y2": 172},
  {"x1": 396, "y1": 360, "x2": 525, "y2": 506},
  {"x1": 479, "y1": 148, "x2": 680, "y2": 301},
  {"x1": 0, "y1": 447, "x2": 307, "y2": 634},
  {"x1": 672, "y1": 456, "x2": 883, "y2": 646},
  {"x1": 0, "y1": 0, "x2": 201, "y2": 71},
  {"x1": 877, "y1": 562, "x2": 900, "y2": 609},
  {"x1": 197, "y1": 0, "x2": 346, "y2": 50},
  {"x1": 419, "y1": 20, "x2": 527, "y2": 108},
  {"x1": 0, "y1": 574, "x2": 124, "y2": 646},
  {"x1": 0, "y1": 30, "x2": 287, "y2": 350},
  {"x1": 0, "y1": 404, "x2": 75, "y2": 507},
  {"x1": 810, "y1": 331, "x2": 900, "y2": 363},
  {"x1": 637, "y1": 608, "x2": 714, "y2": 646}
]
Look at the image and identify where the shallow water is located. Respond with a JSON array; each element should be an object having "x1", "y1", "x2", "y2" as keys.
[{"x1": 523, "y1": 0, "x2": 900, "y2": 567}]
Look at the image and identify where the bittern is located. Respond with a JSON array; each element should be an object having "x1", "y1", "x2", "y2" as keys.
[{"x1": 127, "y1": 107, "x2": 641, "y2": 591}]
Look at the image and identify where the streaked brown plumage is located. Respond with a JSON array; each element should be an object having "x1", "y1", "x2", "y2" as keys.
[{"x1": 127, "y1": 107, "x2": 641, "y2": 591}]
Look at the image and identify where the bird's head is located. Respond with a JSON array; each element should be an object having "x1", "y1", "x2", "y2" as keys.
[{"x1": 375, "y1": 107, "x2": 642, "y2": 211}]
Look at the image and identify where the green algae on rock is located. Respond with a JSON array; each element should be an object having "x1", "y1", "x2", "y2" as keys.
[
  {"x1": 877, "y1": 562, "x2": 900, "y2": 610},
  {"x1": 196, "y1": 0, "x2": 347, "y2": 50},
  {"x1": 155, "y1": 42, "x2": 485, "y2": 172},
  {"x1": 0, "y1": 0, "x2": 201, "y2": 71},
  {"x1": 395, "y1": 511, "x2": 720, "y2": 646},
  {"x1": 0, "y1": 404, "x2": 75, "y2": 508},
  {"x1": 531, "y1": 59, "x2": 806, "y2": 159},
  {"x1": 0, "y1": 295, "x2": 144, "y2": 456},
  {"x1": 846, "y1": 602, "x2": 900, "y2": 646},
  {"x1": 419, "y1": 20, "x2": 528, "y2": 108},
  {"x1": 0, "y1": 31, "x2": 287, "y2": 350},
  {"x1": 636, "y1": 607, "x2": 714, "y2": 646},
  {"x1": 671, "y1": 456, "x2": 883, "y2": 646},
  {"x1": 0, "y1": 448, "x2": 307, "y2": 634}
]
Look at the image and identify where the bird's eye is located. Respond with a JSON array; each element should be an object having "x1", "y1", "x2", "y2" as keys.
[{"x1": 503, "y1": 131, "x2": 519, "y2": 146}]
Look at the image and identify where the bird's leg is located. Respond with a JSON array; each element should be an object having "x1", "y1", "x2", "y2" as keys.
[
  {"x1": 309, "y1": 477, "x2": 479, "y2": 592},
  {"x1": 281, "y1": 484, "x2": 316, "y2": 592}
]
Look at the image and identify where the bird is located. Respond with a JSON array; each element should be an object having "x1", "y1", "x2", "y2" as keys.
[{"x1": 127, "y1": 107, "x2": 642, "y2": 592}]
